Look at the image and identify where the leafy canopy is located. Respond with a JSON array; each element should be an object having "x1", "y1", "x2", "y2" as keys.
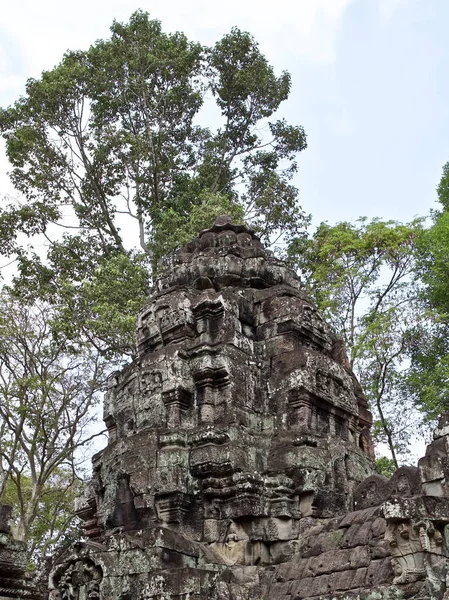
[
  {"x1": 0, "y1": 11, "x2": 309, "y2": 356},
  {"x1": 409, "y1": 161, "x2": 449, "y2": 422},
  {"x1": 291, "y1": 217, "x2": 424, "y2": 466},
  {"x1": 0, "y1": 291, "x2": 107, "y2": 559}
]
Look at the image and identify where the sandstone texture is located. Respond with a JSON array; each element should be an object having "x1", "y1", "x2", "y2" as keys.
[
  {"x1": 47, "y1": 218, "x2": 449, "y2": 600},
  {"x1": 0, "y1": 504, "x2": 42, "y2": 600}
]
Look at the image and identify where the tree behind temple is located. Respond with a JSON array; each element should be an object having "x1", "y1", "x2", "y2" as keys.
[
  {"x1": 0, "y1": 291, "x2": 107, "y2": 561},
  {"x1": 0, "y1": 11, "x2": 309, "y2": 356},
  {"x1": 410, "y1": 161, "x2": 449, "y2": 423},
  {"x1": 289, "y1": 218, "x2": 424, "y2": 467}
]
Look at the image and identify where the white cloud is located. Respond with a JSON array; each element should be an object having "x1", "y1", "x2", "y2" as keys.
[
  {"x1": 1, "y1": 0, "x2": 356, "y2": 86},
  {"x1": 0, "y1": 74, "x2": 24, "y2": 95},
  {"x1": 0, "y1": 0, "x2": 357, "y2": 210},
  {"x1": 376, "y1": 0, "x2": 409, "y2": 20}
]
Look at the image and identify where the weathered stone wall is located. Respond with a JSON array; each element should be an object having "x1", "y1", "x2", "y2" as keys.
[
  {"x1": 268, "y1": 507, "x2": 391, "y2": 599},
  {"x1": 48, "y1": 218, "x2": 449, "y2": 600},
  {"x1": 263, "y1": 411, "x2": 449, "y2": 600}
]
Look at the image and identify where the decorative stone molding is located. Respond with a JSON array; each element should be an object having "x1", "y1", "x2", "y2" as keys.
[{"x1": 50, "y1": 218, "x2": 449, "y2": 600}]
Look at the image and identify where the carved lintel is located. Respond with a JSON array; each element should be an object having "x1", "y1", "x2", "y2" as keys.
[
  {"x1": 50, "y1": 553, "x2": 103, "y2": 600},
  {"x1": 161, "y1": 388, "x2": 193, "y2": 426},
  {"x1": 155, "y1": 492, "x2": 193, "y2": 523},
  {"x1": 188, "y1": 430, "x2": 230, "y2": 447},
  {"x1": 162, "y1": 387, "x2": 192, "y2": 409},
  {"x1": 193, "y1": 299, "x2": 225, "y2": 321},
  {"x1": 269, "y1": 497, "x2": 299, "y2": 518},
  {"x1": 158, "y1": 432, "x2": 187, "y2": 448}
]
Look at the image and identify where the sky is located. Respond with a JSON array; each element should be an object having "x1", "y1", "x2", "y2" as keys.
[{"x1": 1, "y1": 0, "x2": 449, "y2": 230}]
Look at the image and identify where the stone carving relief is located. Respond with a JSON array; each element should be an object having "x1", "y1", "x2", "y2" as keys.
[
  {"x1": 386, "y1": 519, "x2": 446, "y2": 585},
  {"x1": 210, "y1": 520, "x2": 251, "y2": 566},
  {"x1": 50, "y1": 557, "x2": 102, "y2": 600},
  {"x1": 141, "y1": 369, "x2": 162, "y2": 395}
]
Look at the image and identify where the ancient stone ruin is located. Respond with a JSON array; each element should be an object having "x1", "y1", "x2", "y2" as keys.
[
  {"x1": 32, "y1": 217, "x2": 449, "y2": 598},
  {"x1": 0, "y1": 505, "x2": 43, "y2": 600}
]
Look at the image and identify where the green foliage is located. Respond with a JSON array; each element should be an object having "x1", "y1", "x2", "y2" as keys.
[
  {"x1": 2, "y1": 471, "x2": 82, "y2": 568},
  {"x1": 436, "y1": 161, "x2": 449, "y2": 211},
  {"x1": 406, "y1": 327, "x2": 449, "y2": 423},
  {"x1": 54, "y1": 252, "x2": 149, "y2": 357},
  {"x1": 0, "y1": 11, "x2": 309, "y2": 356},
  {"x1": 375, "y1": 456, "x2": 397, "y2": 478},
  {"x1": 290, "y1": 217, "x2": 424, "y2": 466},
  {"x1": 409, "y1": 161, "x2": 449, "y2": 421},
  {"x1": 0, "y1": 291, "x2": 106, "y2": 556},
  {"x1": 8, "y1": 246, "x2": 150, "y2": 358},
  {"x1": 417, "y1": 209, "x2": 449, "y2": 315}
]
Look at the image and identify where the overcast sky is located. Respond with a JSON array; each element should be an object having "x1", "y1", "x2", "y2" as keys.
[{"x1": 1, "y1": 0, "x2": 448, "y2": 228}]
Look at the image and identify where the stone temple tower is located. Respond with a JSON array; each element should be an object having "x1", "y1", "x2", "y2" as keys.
[{"x1": 49, "y1": 217, "x2": 379, "y2": 599}]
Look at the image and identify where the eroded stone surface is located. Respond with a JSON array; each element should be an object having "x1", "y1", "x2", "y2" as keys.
[
  {"x1": 0, "y1": 504, "x2": 42, "y2": 600},
  {"x1": 49, "y1": 218, "x2": 449, "y2": 599}
]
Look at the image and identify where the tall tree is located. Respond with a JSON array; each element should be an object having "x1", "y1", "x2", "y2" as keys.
[
  {"x1": 0, "y1": 291, "x2": 106, "y2": 559},
  {"x1": 2, "y1": 470, "x2": 83, "y2": 567},
  {"x1": 289, "y1": 218, "x2": 423, "y2": 467},
  {"x1": 0, "y1": 12, "x2": 308, "y2": 356},
  {"x1": 409, "y1": 161, "x2": 449, "y2": 422}
]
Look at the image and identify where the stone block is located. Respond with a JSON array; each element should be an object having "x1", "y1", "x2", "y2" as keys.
[
  {"x1": 351, "y1": 567, "x2": 368, "y2": 588},
  {"x1": 290, "y1": 576, "x2": 315, "y2": 599},
  {"x1": 366, "y1": 558, "x2": 394, "y2": 586},
  {"x1": 349, "y1": 545, "x2": 370, "y2": 568},
  {"x1": 343, "y1": 521, "x2": 373, "y2": 547}
]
